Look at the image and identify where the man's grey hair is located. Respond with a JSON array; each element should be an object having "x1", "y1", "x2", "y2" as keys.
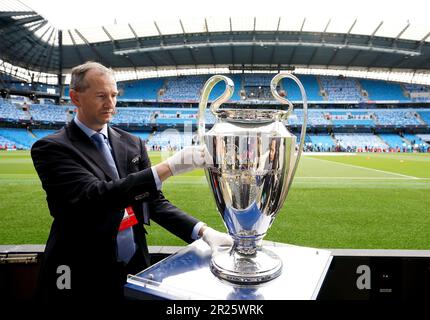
[{"x1": 70, "y1": 61, "x2": 114, "y2": 92}]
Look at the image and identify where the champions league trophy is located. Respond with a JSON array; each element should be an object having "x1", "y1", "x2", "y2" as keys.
[{"x1": 197, "y1": 73, "x2": 308, "y2": 285}]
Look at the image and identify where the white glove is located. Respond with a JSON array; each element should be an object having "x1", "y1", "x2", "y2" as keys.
[
  {"x1": 165, "y1": 145, "x2": 211, "y2": 176},
  {"x1": 202, "y1": 227, "x2": 234, "y2": 252}
]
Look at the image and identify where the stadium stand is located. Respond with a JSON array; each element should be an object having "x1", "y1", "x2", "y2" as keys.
[
  {"x1": 328, "y1": 111, "x2": 374, "y2": 126},
  {"x1": 242, "y1": 74, "x2": 274, "y2": 87},
  {"x1": 1, "y1": 74, "x2": 430, "y2": 152},
  {"x1": 282, "y1": 75, "x2": 322, "y2": 101},
  {"x1": 59, "y1": 74, "x2": 430, "y2": 104},
  {"x1": 160, "y1": 76, "x2": 206, "y2": 101},
  {"x1": 402, "y1": 84, "x2": 430, "y2": 102},
  {"x1": 110, "y1": 107, "x2": 151, "y2": 126},
  {"x1": 29, "y1": 104, "x2": 69, "y2": 123},
  {"x1": 0, "y1": 128, "x2": 37, "y2": 149},
  {"x1": 0, "y1": 134, "x2": 21, "y2": 150},
  {"x1": 308, "y1": 134, "x2": 336, "y2": 151},
  {"x1": 209, "y1": 75, "x2": 242, "y2": 101},
  {"x1": 159, "y1": 75, "x2": 244, "y2": 102},
  {"x1": 403, "y1": 133, "x2": 428, "y2": 147},
  {"x1": 334, "y1": 133, "x2": 389, "y2": 151},
  {"x1": 417, "y1": 134, "x2": 430, "y2": 144},
  {"x1": 379, "y1": 134, "x2": 410, "y2": 149},
  {"x1": 287, "y1": 109, "x2": 331, "y2": 126},
  {"x1": 32, "y1": 129, "x2": 58, "y2": 139},
  {"x1": 151, "y1": 108, "x2": 197, "y2": 125},
  {"x1": 319, "y1": 76, "x2": 363, "y2": 101},
  {"x1": 360, "y1": 79, "x2": 408, "y2": 102},
  {"x1": 131, "y1": 132, "x2": 150, "y2": 142},
  {"x1": 242, "y1": 74, "x2": 275, "y2": 100},
  {"x1": 402, "y1": 133, "x2": 429, "y2": 152},
  {"x1": 118, "y1": 79, "x2": 164, "y2": 101},
  {"x1": 374, "y1": 110, "x2": 421, "y2": 126},
  {"x1": 147, "y1": 130, "x2": 193, "y2": 151},
  {"x1": 0, "y1": 98, "x2": 31, "y2": 121},
  {"x1": 418, "y1": 110, "x2": 430, "y2": 126}
]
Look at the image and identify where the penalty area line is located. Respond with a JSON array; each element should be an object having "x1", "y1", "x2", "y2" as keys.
[{"x1": 307, "y1": 157, "x2": 420, "y2": 180}]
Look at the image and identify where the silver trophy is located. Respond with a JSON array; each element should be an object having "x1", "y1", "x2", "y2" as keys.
[{"x1": 198, "y1": 73, "x2": 308, "y2": 285}]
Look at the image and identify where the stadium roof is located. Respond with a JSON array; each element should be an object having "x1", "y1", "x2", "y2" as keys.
[{"x1": 0, "y1": 0, "x2": 429, "y2": 79}]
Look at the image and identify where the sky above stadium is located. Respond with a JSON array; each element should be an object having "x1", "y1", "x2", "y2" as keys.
[{"x1": 20, "y1": 0, "x2": 429, "y2": 30}]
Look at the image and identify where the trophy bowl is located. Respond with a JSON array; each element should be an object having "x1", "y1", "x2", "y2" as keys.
[{"x1": 198, "y1": 73, "x2": 308, "y2": 285}]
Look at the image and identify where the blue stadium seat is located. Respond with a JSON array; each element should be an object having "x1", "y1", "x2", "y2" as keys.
[
  {"x1": 360, "y1": 80, "x2": 408, "y2": 102},
  {"x1": 374, "y1": 110, "x2": 421, "y2": 126},
  {"x1": 29, "y1": 104, "x2": 69, "y2": 123},
  {"x1": 118, "y1": 79, "x2": 164, "y2": 101},
  {"x1": 418, "y1": 111, "x2": 430, "y2": 125},
  {"x1": 319, "y1": 76, "x2": 363, "y2": 101},
  {"x1": 282, "y1": 75, "x2": 321, "y2": 102},
  {"x1": 0, "y1": 128, "x2": 37, "y2": 149},
  {"x1": 334, "y1": 133, "x2": 388, "y2": 150},
  {"x1": 308, "y1": 134, "x2": 336, "y2": 151},
  {"x1": 379, "y1": 134, "x2": 410, "y2": 149}
]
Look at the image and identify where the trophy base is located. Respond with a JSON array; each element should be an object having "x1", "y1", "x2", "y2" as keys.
[{"x1": 210, "y1": 247, "x2": 282, "y2": 285}]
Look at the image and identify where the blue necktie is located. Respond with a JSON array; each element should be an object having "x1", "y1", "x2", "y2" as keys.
[{"x1": 91, "y1": 132, "x2": 136, "y2": 264}]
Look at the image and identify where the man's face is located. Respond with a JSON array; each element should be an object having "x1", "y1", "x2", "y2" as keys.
[{"x1": 71, "y1": 70, "x2": 118, "y2": 130}]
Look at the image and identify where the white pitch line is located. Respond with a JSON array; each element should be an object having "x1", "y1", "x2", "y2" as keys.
[{"x1": 306, "y1": 157, "x2": 420, "y2": 180}]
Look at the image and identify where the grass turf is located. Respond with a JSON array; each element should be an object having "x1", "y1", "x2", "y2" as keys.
[{"x1": 0, "y1": 150, "x2": 429, "y2": 249}]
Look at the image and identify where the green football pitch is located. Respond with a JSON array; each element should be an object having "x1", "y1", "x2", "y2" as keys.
[{"x1": 0, "y1": 150, "x2": 429, "y2": 249}]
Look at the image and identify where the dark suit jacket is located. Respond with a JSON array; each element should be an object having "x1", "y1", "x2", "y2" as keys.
[{"x1": 31, "y1": 120, "x2": 200, "y2": 300}]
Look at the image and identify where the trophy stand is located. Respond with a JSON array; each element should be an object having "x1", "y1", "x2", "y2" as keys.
[{"x1": 125, "y1": 240, "x2": 332, "y2": 300}]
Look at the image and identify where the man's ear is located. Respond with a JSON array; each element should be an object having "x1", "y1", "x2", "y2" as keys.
[{"x1": 70, "y1": 90, "x2": 80, "y2": 107}]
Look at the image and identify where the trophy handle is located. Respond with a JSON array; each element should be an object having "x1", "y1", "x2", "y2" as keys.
[
  {"x1": 198, "y1": 75, "x2": 235, "y2": 144},
  {"x1": 270, "y1": 73, "x2": 308, "y2": 183}
]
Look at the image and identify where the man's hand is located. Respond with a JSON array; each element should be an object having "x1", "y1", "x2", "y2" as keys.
[
  {"x1": 165, "y1": 145, "x2": 211, "y2": 176},
  {"x1": 201, "y1": 226, "x2": 233, "y2": 252}
]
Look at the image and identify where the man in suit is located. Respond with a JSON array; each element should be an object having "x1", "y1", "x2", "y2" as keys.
[{"x1": 31, "y1": 62, "x2": 231, "y2": 300}]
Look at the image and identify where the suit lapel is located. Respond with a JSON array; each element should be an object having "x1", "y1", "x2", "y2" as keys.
[
  {"x1": 108, "y1": 126, "x2": 127, "y2": 179},
  {"x1": 66, "y1": 120, "x2": 116, "y2": 180}
]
